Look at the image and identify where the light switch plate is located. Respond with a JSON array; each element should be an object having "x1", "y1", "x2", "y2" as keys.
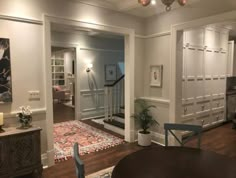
[{"x1": 28, "y1": 90, "x2": 40, "y2": 101}]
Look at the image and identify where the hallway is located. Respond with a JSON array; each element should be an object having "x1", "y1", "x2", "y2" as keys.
[{"x1": 53, "y1": 103, "x2": 75, "y2": 123}]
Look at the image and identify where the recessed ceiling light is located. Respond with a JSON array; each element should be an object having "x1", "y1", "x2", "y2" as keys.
[{"x1": 151, "y1": 0, "x2": 156, "y2": 5}]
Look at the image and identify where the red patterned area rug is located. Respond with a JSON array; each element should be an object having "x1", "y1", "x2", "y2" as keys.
[{"x1": 54, "y1": 120, "x2": 124, "y2": 162}]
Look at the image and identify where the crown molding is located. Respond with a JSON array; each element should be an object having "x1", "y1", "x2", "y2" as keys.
[
  {"x1": 0, "y1": 14, "x2": 43, "y2": 25},
  {"x1": 135, "y1": 31, "x2": 171, "y2": 39}
]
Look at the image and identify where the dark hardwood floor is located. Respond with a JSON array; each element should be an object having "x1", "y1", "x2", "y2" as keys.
[
  {"x1": 187, "y1": 122, "x2": 236, "y2": 159},
  {"x1": 81, "y1": 119, "x2": 124, "y2": 139},
  {"x1": 43, "y1": 122, "x2": 236, "y2": 178},
  {"x1": 43, "y1": 142, "x2": 156, "y2": 178},
  {"x1": 53, "y1": 102, "x2": 75, "y2": 123}
]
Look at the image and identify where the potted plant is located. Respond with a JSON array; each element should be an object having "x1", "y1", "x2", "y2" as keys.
[{"x1": 132, "y1": 99, "x2": 159, "y2": 146}]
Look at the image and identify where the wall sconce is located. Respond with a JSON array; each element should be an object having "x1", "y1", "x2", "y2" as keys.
[{"x1": 86, "y1": 63, "x2": 93, "y2": 72}]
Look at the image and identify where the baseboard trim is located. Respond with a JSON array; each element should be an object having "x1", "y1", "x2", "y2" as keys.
[
  {"x1": 46, "y1": 149, "x2": 55, "y2": 167},
  {"x1": 104, "y1": 123, "x2": 124, "y2": 136},
  {"x1": 81, "y1": 115, "x2": 105, "y2": 120},
  {"x1": 41, "y1": 153, "x2": 48, "y2": 167},
  {"x1": 151, "y1": 140, "x2": 165, "y2": 146},
  {"x1": 134, "y1": 130, "x2": 165, "y2": 146}
]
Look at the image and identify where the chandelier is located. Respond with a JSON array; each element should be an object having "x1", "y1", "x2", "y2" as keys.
[{"x1": 138, "y1": 0, "x2": 187, "y2": 11}]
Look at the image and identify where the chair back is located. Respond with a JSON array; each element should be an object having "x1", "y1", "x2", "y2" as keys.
[
  {"x1": 164, "y1": 123, "x2": 203, "y2": 149},
  {"x1": 73, "y1": 143, "x2": 85, "y2": 178}
]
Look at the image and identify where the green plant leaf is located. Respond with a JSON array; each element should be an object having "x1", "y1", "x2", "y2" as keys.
[{"x1": 131, "y1": 99, "x2": 159, "y2": 132}]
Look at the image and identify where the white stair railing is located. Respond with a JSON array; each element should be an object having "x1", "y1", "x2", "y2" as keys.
[
  {"x1": 104, "y1": 86, "x2": 113, "y2": 121},
  {"x1": 104, "y1": 75, "x2": 125, "y2": 121}
]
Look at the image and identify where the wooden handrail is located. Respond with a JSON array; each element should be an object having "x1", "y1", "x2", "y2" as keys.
[{"x1": 104, "y1": 75, "x2": 125, "y2": 87}]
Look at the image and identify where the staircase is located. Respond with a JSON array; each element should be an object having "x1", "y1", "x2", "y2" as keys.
[
  {"x1": 104, "y1": 73, "x2": 125, "y2": 136},
  {"x1": 104, "y1": 106, "x2": 125, "y2": 135}
]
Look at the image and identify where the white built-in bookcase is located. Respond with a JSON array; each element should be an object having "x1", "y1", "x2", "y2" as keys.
[
  {"x1": 51, "y1": 52, "x2": 65, "y2": 86},
  {"x1": 181, "y1": 27, "x2": 230, "y2": 127}
]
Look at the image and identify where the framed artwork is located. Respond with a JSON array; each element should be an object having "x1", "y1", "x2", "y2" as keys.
[
  {"x1": 150, "y1": 65, "x2": 163, "y2": 87},
  {"x1": 105, "y1": 64, "x2": 117, "y2": 81},
  {"x1": 0, "y1": 38, "x2": 12, "y2": 103}
]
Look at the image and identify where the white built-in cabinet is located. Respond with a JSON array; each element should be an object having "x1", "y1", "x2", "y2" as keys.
[
  {"x1": 181, "y1": 27, "x2": 229, "y2": 127},
  {"x1": 51, "y1": 52, "x2": 65, "y2": 86}
]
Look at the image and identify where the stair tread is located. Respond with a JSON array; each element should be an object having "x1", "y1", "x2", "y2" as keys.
[
  {"x1": 104, "y1": 119, "x2": 125, "y2": 129},
  {"x1": 113, "y1": 113, "x2": 124, "y2": 118}
]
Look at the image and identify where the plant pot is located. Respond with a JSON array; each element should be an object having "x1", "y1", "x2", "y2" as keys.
[
  {"x1": 17, "y1": 122, "x2": 32, "y2": 129},
  {"x1": 138, "y1": 131, "x2": 151, "y2": 146}
]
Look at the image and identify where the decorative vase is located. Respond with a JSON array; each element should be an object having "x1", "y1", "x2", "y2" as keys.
[{"x1": 18, "y1": 117, "x2": 32, "y2": 129}]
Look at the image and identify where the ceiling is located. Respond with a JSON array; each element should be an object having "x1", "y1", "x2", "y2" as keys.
[
  {"x1": 74, "y1": 0, "x2": 201, "y2": 18},
  {"x1": 213, "y1": 21, "x2": 236, "y2": 37}
]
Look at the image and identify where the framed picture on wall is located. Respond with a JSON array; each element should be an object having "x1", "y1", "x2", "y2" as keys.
[
  {"x1": 150, "y1": 65, "x2": 163, "y2": 87},
  {"x1": 0, "y1": 38, "x2": 12, "y2": 103},
  {"x1": 105, "y1": 64, "x2": 117, "y2": 81}
]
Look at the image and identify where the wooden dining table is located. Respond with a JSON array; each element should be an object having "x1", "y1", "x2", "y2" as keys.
[{"x1": 111, "y1": 146, "x2": 236, "y2": 178}]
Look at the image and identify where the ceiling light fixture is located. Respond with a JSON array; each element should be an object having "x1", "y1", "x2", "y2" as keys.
[
  {"x1": 151, "y1": 0, "x2": 156, "y2": 5},
  {"x1": 138, "y1": 0, "x2": 187, "y2": 11},
  {"x1": 177, "y1": 0, "x2": 187, "y2": 6},
  {"x1": 138, "y1": 0, "x2": 151, "y2": 6}
]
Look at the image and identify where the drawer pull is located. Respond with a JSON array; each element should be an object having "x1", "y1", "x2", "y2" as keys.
[
  {"x1": 201, "y1": 105, "x2": 205, "y2": 111},
  {"x1": 184, "y1": 107, "x2": 187, "y2": 114},
  {"x1": 201, "y1": 120, "x2": 204, "y2": 126}
]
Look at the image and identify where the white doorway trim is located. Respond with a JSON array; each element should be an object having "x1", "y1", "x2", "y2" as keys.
[
  {"x1": 51, "y1": 41, "x2": 80, "y2": 120},
  {"x1": 43, "y1": 15, "x2": 135, "y2": 167},
  {"x1": 170, "y1": 10, "x2": 236, "y2": 124}
]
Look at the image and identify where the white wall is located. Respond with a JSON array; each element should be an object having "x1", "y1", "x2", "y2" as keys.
[
  {"x1": 64, "y1": 51, "x2": 74, "y2": 76},
  {"x1": 0, "y1": 19, "x2": 47, "y2": 154},
  {"x1": 0, "y1": 20, "x2": 44, "y2": 111},
  {"x1": 144, "y1": 35, "x2": 170, "y2": 99},
  {"x1": 134, "y1": 38, "x2": 145, "y2": 98}
]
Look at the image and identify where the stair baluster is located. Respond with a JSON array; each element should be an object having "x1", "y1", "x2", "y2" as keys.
[{"x1": 104, "y1": 75, "x2": 125, "y2": 122}]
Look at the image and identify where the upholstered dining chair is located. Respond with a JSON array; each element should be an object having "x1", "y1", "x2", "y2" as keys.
[
  {"x1": 164, "y1": 123, "x2": 203, "y2": 149},
  {"x1": 73, "y1": 143, "x2": 85, "y2": 178}
]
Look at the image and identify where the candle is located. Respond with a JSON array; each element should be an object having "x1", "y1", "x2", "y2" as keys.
[{"x1": 0, "y1": 113, "x2": 3, "y2": 125}]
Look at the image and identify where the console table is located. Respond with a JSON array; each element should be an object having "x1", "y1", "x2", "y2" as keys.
[{"x1": 0, "y1": 127, "x2": 43, "y2": 178}]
